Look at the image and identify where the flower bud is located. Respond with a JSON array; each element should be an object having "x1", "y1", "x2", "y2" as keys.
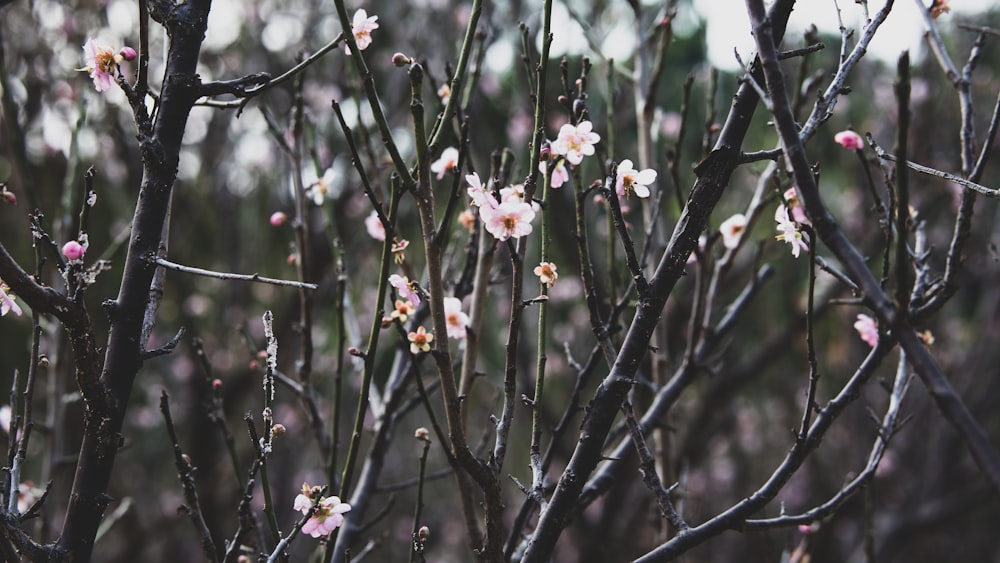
[
  {"x1": 418, "y1": 526, "x2": 430, "y2": 541},
  {"x1": 212, "y1": 378, "x2": 223, "y2": 390},
  {"x1": 119, "y1": 46, "x2": 137, "y2": 61},
  {"x1": 391, "y1": 52, "x2": 412, "y2": 67},
  {"x1": 62, "y1": 241, "x2": 85, "y2": 261},
  {"x1": 269, "y1": 211, "x2": 288, "y2": 227},
  {"x1": 271, "y1": 423, "x2": 286, "y2": 437},
  {"x1": 0, "y1": 185, "x2": 15, "y2": 205},
  {"x1": 414, "y1": 427, "x2": 430, "y2": 442}
]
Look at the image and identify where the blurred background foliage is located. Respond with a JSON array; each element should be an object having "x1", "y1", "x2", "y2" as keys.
[{"x1": 2, "y1": 0, "x2": 1000, "y2": 561}]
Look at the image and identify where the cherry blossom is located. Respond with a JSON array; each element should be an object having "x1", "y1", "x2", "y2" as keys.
[
  {"x1": 481, "y1": 199, "x2": 535, "y2": 241},
  {"x1": 301, "y1": 496, "x2": 351, "y2": 537},
  {"x1": 390, "y1": 299, "x2": 415, "y2": 323},
  {"x1": 391, "y1": 238, "x2": 410, "y2": 263},
  {"x1": 615, "y1": 159, "x2": 656, "y2": 199},
  {"x1": 408, "y1": 326, "x2": 433, "y2": 354},
  {"x1": 834, "y1": 130, "x2": 864, "y2": 150},
  {"x1": 457, "y1": 210, "x2": 475, "y2": 233},
  {"x1": 719, "y1": 214, "x2": 747, "y2": 250},
  {"x1": 534, "y1": 262, "x2": 558, "y2": 288},
  {"x1": 443, "y1": 297, "x2": 469, "y2": 339},
  {"x1": 466, "y1": 172, "x2": 498, "y2": 208},
  {"x1": 774, "y1": 205, "x2": 809, "y2": 258},
  {"x1": 552, "y1": 121, "x2": 600, "y2": 165},
  {"x1": 364, "y1": 210, "x2": 386, "y2": 241},
  {"x1": 347, "y1": 9, "x2": 379, "y2": 54},
  {"x1": 1, "y1": 282, "x2": 22, "y2": 317},
  {"x1": 854, "y1": 314, "x2": 878, "y2": 347},
  {"x1": 782, "y1": 187, "x2": 809, "y2": 225},
  {"x1": 430, "y1": 147, "x2": 459, "y2": 179},
  {"x1": 305, "y1": 168, "x2": 336, "y2": 205},
  {"x1": 77, "y1": 39, "x2": 133, "y2": 92},
  {"x1": 388, "y1": 274, "x2": 420, "y2": 307}
]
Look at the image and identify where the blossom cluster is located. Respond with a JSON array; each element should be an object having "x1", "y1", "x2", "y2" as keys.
[{"x1": 294, "y1": 483, "x2": 352, "y2": 538}]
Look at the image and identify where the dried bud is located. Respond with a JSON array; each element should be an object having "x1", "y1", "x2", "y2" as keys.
[
  {"x1": 391, "y1": 52, "x2": 412, "y2": 67},
  {"x1": 37, "y1": 355, "x2": 50, "y2": 368},
  {"x1": 271, "y1": 423, "x2": 286, "y2": 437}
]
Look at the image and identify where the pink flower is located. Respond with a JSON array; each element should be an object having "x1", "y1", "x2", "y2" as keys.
[
  {"x1": 62, "y1": 241, "x2": 85, "y2": 261},
  {"x1": 834, "y1": 130, "x2": 864, "y2": 150},
  {"x1": 1, "y1": 283, "x2": 22, "y2": 317},
  {"x1": 539, "y1": 159, "x2": 569, "y2": 188},
  {"x1": 782, "y1": 188, "x2": 809, "y2": 225},
  {"x1": 481, "y1": 199, "x2": 535, "y2": 241},
  {"x1": 615, "y1": 159, "x2": 656, "y2": 199},
  {"x1": 303, "y1": 497, "x2": 351, "y2": 538},
  {"x1": 719, "y1": 213, "x2": 747, "y2": 250},
  {"x1": 78, "y1": 39, "x2": 129, "y2": 92},
  {"x1": 364, "y1": 210, "x2": 385, "y2": 241},
  {"x1": 457, "y1": 210, "x2": 475, "y2": 233},
  {"x1": 552, "y1": 121, "x2": 600, "y2": 165},
  {"x1": 854, "y1": 314, "x2": 878, "y2": 347},
  {"x1": 533, "y1": 261, "x2": 558, "y2": 288},
  {"x1": 774, "y1": 205, "x2": 809, "y2": 258},
  {"x1": 443, "y1": 297, "x2": 469, "y2": 339},
  {"x1": 388, "y1": 274, "x2": 420, "y2": 307},
  {"x1": 408, "y1": 326, "x2": 434, "y2": 354},
  {"x1": 430, "y1": 147, "x2": 460, "y2": 179},
  {"x1": 465, "y1": 173, "x2": 496, "y2": 208},
  {"x1": 390, "y1": 299, "x2": 415, "y2": 323},
  {"x1": 269, "y1": 212, "x2": 287, "y2": 227},
  {"x1": 347, "y1": 9, "x2": 379, "y2": 54}
]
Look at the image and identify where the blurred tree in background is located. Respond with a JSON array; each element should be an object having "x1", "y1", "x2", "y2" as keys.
[{"x1": 1, "y1": 0, "x2": 1000, "y2": 561}]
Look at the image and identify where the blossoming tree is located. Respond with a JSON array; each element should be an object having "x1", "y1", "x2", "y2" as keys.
[{"x1": 0, "y1": 0, "x2": 999, "y2": 561}]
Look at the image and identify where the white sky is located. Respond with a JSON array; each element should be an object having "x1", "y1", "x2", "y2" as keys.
[{"x1": 695, "y1": 0, "x2": 991, "y2": 70}]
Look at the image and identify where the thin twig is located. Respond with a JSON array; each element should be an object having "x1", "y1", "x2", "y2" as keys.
[{"x1": 152, "y1": 257, "x2": 318, "y2": 289}]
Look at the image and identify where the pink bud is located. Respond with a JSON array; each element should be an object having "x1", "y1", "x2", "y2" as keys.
[
  {"x1": 391, "y1": 52, "x2": 412, "y2": 67},
  {"x1": 271, "y1": 423, "x2": 286, "y2": 436},
  {"x1": 418, "y1": 525, "x2": 430, "y2": 541},
  {"x1": 248, "y1": 359, "x2": 259, "y2": 370},
  {"x1": 212, "y1": 378, "x2": 222, "y2": 390},
  {"x1": 62, "y1": 241, "x2": 85, "y2": 261},
  {"x1": 834, "y1": 130, "x2": 864, "y2": 150},
  {"x1": 119, "y1": 46, "x2": 137, "y2": 61},
  {"x1": 0, "y1": 186, "x2": 15, "y2": 205},
  {"x1": 269, "y1": 211, "x2": 287, "y2": 227}
]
